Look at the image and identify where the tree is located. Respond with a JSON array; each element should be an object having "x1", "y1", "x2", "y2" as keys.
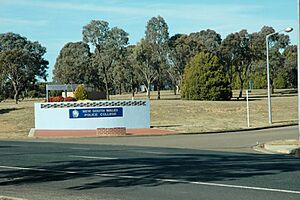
[
  {"x1": 0, "y1": 32, "x2": 48, "y2": 104},
  {"x1": 134, "y1": 39, "x2": 158, "y2": 99},
  {"x1": 74, "y1": 84, "x2": 88, "y2": 100},
  {"x1": 82, "y1": 20, "x2": 129, "y2": 100},
  {"x1": 283, "y1": 45, "x2": 297, "y2": 88},
  {"x1": 181, "y1": 52, "x2": 231, "y2": 101},
  {"x1": 53, "y1": 42, "x2": 92, "y2": 84},
  {"x1": 113, "y1": 45, "x2": 140, "y2": 97},
  {"x1": 168, "y1": 34, "x2": 192, "y2": 95},
  {"x1": 254, "y1": 26, "x2": 290, "y2": 93},
  {"x1": 220, "y1": 30, "x2": 255, "y2": 98},
  {"x1": 189, "y1": 29, "x2": 222, "y2": 55},
  {"x1": 0, "y1": 68, "x2": 5, "y2": 102},
  {"x1": 145, "y1": 16, "x2": 169, "y2": 99}
]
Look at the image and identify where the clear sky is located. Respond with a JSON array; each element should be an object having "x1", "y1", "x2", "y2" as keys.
[{"x1": 0, "y1": 0, "x2": 298, "y2": 81}]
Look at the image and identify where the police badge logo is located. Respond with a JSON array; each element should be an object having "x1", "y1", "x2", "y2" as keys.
[{"x1": 72, "y1": 109, "x2": 79, "y2": 118}]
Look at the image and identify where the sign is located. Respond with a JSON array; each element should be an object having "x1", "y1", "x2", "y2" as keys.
[{"x1": 69, "y1": 107, "x2": 123, "y2": 119}]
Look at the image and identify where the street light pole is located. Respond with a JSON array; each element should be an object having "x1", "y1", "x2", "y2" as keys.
[
  {"x1": 266, "y1": 27, "x2": 293, "y2": 126},
  {"x1": 266, "y1": 35, "x2": 272, "y2": 125}
]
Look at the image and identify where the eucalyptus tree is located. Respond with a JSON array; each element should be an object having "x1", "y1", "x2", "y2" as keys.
[
  {"x1": 220, "y1": 29, "x2": 255, "y2": 98},
  {"x1": 0, "y1": 32, "x2": 48, "y2": 104},
  {"x1": 189, "y1": 29, "x2": 222, "y2": 55},
  {"x1": 82, "y1": 20, "x2": 129, "y2": 100},
  {"x1": 134, "y1": 39, "x2": 158, "y2": 99},
  {"x1": 283, "y1": 45, "x2": 297, "y2": 88},
  {"x1": 262, "y1": 26, "x2": 291, "y2": 92},
  {"x1": 0, "y1": 69, "x2": 5, "y2": 102},
  {"x1": 53, "y1": 42, "x2": 92, "y2": 85},
  {"x1": 145, "y1": 16, "x2": 169, "y2": 99},
  {"x1": 168, "y1": 34, "x2": 191, "y2": 94}
]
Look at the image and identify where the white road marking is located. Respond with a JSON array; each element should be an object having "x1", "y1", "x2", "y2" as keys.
[
  {"x1": 69, "y1": 155, "x2": 118, "y2": 160},
  {"x1": 128, "y1": 150, "x2": 169, "y2": 155},
  {"x1": 0, "y1": 165, "x2": 299, "y2": 195},
  {"x1": 70, "y1": 148, "x2": 90, "y2": 150}
]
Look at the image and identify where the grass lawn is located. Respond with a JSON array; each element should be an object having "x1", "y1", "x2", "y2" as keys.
[{"x1": 0, "y1": 90, "x2": 298, "y2": 138}]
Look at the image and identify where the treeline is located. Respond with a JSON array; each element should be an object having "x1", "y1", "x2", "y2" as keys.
[
  {"x1": 53, "y1": 16, "x2": 297, "y2": 100},
  {"x1": 0, "y1": 16, "x2": 297, "y2": 103}
]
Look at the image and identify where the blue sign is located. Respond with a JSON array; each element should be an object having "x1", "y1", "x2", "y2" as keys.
[{"x1": 69, "y1": 107, "x2": 123, "y2": 119}]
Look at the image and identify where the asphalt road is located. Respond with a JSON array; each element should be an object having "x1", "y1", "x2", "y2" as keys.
[
  {"x1": 31, "y1": 125, "x2": 299, "y2": 153},
  {"x1": 0, "y1": 126, "x2": 300, "y2": 200}
]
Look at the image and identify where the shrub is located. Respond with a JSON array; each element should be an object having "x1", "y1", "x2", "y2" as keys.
[
  {"x1": 181, "y1": 52, "x2": 231, "y2": 101},
  {"x1": 48, "y1": 96, "x2": 64, "y2": 102},
  {"x1": 74, "y1": 84, "x2": 88, "y2": 100},
  {"x1": 64, "y1": 97, "x2": 77, "y2": 102}
]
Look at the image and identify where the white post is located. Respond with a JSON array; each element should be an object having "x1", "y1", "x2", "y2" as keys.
[
  {"x1": 246, "y1": 90, "x2": 250, "y2": 128},
  {"x1": 46, "y1": 84, "x2": 49, "y2": 102}
]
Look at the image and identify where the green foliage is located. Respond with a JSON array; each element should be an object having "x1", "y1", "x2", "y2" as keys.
[
  {"x1": 0, "y1": 32, "x2": 48, "y2": 103},
  {"x1": 283, "y1": 45, "x2": 297, "y2": 88},
  {"x1": 145, "y1": 16, "x2": 169, "y2": 99},
  {"x1": 53, "y1": 42, "x2": 93, "y2": 85},
  {"x1": 134, "y1": 39, "x2": 158, "y2": 99},
  {"x1": 181, "y1": 52, "x2": 231, "y2": 101},
  {"x1": 74, "y1": 84, "x2": 88, "y2": 100},
  {"x1": 82, "y1": 20, "x2": 129, "y2": 100}
]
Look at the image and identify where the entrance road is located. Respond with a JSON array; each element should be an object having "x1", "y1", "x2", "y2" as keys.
[
  {"x1": 0, "y1": 126, "x2": 299, "y2": 199},
  {"x1": 31, "y1": 126, "x2": 299, "y2": 153}
]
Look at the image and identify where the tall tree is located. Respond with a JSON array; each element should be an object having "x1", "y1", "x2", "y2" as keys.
[
  {"x1": 145, "y1": 16, "x2": 169, "y2": 99},
  {"x1": 189, "y1": 29, "x2": 222, "y2": 55},
  {"x1": 53, "y1": 42, "x2": 92, "y2": 85},
  {"x1": 82, "y1": 20, "x2": 128, "y2": 100},
  {"x1": 113, "y1": 45, "x2": 140, "y2": 97},
  {"x1": 134, "y1": 39, "x2": 158, "y2": 99},
  {"x1": 0, "y1": 66, "x2": 5, "y2": 102},
  {"x1": 283, "y1": 45, "x2": 297, "y2": 88},
  {"x1": 258, "y1": 26, "x2": 291, "y2": 92},
  {"x1": 168, "y1": 34, "x2": 191, "y2": 95},
  {"x1": 220, "y1": 30, "x2": 254, "y2": 98},
  {"x1": 0, "y1": 32, "x2": 48, "y2": 104}
]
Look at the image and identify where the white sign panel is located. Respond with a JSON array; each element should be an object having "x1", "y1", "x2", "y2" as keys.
[{"x1": 34, "y1": 100, "x2": 150, "y2": 130}]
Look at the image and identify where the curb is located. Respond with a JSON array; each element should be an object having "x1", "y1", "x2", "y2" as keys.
[
  {"x1": 160, "y1": 123, "x2": 298, "y2": 136},
  {"x1": 0, "y1": 196, "x2": 26, "y2": 200},
  {"x1": 253, "y1": 143, "x2": 300, "y2": 156}
]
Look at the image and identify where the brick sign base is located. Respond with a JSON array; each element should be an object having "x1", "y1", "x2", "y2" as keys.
[{"x1": 96, "y1": 127, "x2": 126, "y2": 136}]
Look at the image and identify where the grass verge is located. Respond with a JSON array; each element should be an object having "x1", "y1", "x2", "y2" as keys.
[{"x1": 0, "y1": 90, "x2": 297, "y2": 138}]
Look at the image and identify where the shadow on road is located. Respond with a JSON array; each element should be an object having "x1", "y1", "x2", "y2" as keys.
[{"x1": 0, "y1": 149, "x2": 300, "y2": 191}]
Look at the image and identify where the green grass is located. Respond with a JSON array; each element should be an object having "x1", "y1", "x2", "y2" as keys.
[{"x1": 0, "y1": 90, "x2": 298, "y2": 138}]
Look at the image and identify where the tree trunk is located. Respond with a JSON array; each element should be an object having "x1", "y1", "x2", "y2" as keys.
[
  {"x1": 176, "y1": 85, "x2": 180, "y2": 95},
  {"x1": 131, "y1": 87, "x2": 135, "y2": 99},
  {"x1": 146, "y1": 80, "x2": 151, "y2": 99},
  {"x1": 12, "y1": 81, "x2": 19, "y2": 104},
  {"x1": 157, "y1": 76, "x2": 161, "y2": 100},
  {"x1": 146, "y1": 87, "x2": 150, "y2": 99},
  {"x1": 238, "y1": 73, "x2": 244, "y2": 99},
  {"x1": 103, "y1": 68, "x2": 110, "y2": 100},
  {"x1": 14, "y1": 92, "x2": 19, "y2": 104},
  {"x1": 119, "y1": 83, "x2": 122, "y2": 95},
  {"x1": 173, "y1": 84, "x2": 177, "y2": 95}
]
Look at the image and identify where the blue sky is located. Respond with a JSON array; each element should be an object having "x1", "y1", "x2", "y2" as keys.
[{"x1": 0, "y1": 0, "x2": 297, "y2": 81}]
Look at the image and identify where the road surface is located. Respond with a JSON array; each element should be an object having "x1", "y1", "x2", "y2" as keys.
[{"x1": 0, "y1": 126, "x2": 299, "y2": 199}]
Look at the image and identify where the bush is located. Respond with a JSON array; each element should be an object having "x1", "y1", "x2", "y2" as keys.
[
  {"x1": 74, "y1": 84, "x2": 88, "y2": 100},
  {"x1": 64, "y1": 97, "x2": 77, "y2": 102},
  {"x1": 48, "y1": 96, "x2": 64, "y2": 102},
  {"x1": 181, "y1": 52, "x2": 231, "y2": 101}
]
